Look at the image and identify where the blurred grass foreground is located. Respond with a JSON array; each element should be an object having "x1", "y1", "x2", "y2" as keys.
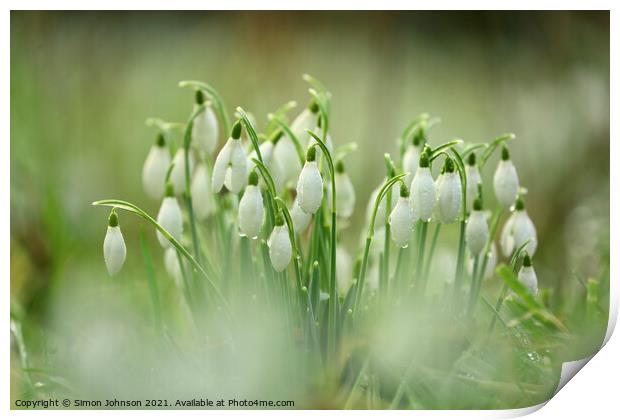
[{"x1": 10, "y1": 11, "x2": 609, "y2": 409}]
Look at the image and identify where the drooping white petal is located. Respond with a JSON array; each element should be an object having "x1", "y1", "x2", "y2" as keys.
[
  {"x1": 389, "y1": 196, "x2": 414, "y2": 248},
  {"x1": 336, "y1": 246, "x2": 353, "y2": 295},
  {"x1": 164, "y1": 247, "x2": 183, "y2": 288},
  {"x1": 402, "y1": 145, "x2": 421, "y2": 186},
  {"x1": 103, "y1": 226, "x2": 126, "y2": 276},
  {"x1": 274, "y1": 137, "x2": 302, "y2": 187},
  {"x1": 191, "y1": 105, "x2": 219, "y2": 154},
  {"x1": 142, "y1": 145, "x2": 171, "y2": 199},
  {"x1": 225, "y1": 140, "x2": 247, "y2": 194},
  {"x1": 466, "y1": 210, "x2": 488, "y2": 255},
  {"x1": 191, "y1": 164, "x2": 215, "y2": 220},
  {"x1": 156, "y1": 197, "x2": 183, "y2": 248},
  {"x1": 268, "y1": 225, "x2": 292, "y2": 272},
  {"x1": 296, "y1": 161, "x2": 323, "y2": 214},
  {"x1": 465, "y1": 165, "x2": 482, "y2": 212},
  {"x1": 410, "y1": 167, "x2": 436, "y2": 222},
  {"x1": 291, "y1": 198, "x2": 311, "y2": 234},
  {"x1": 437, "y1": 172, "x2": 462, "y2": 224},
  {"x1": 212, "y1": 139, "x2": 232, "y2": 192},
  {"x1": 518, "y1": 265, "x2": 538, "y2": 294},
  {"x1": 512, "y1": 210, "x2": 538, "y2": 256},
  {"x1": 169, "y1": 148, "x2": 195, "y2": 194},
  {"x1": 493, "y1": 160, "x2": 519, "y2": 208},
  {"x1": 328, "y1": 172, "x2": 356, "y2": 218},
  {"x1": 238, "y1": 185, "x2": 264, "y2": 239}
]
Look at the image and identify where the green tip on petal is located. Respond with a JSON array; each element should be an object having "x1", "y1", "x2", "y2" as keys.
[
  {"x1": 473, "y1": 197, "x2": 483, "y2": 211},
  {"x1": 195, "y1": 89, "x2": 205, "y2": 105},
  {"x1": 271, "y1": 130, "x2": 283, "y2": 145},
  {"x1": 467, "y1": 152, "x2": 476, "y2": 166},
  {"x1": 231, "y1": 120, "x2": 242, "y2": 139},
  {"x1": 309, "y1": 100, "x2": 319, "y2": 114},
  {"x1": 156, "y1": 133, "x2": 166, "y2": 147},
  {"x1": 501, "y1": 145, "x2": 510, "y2": 161},
  {"x1": 400, "y1": 182, "x2": 409, "y2": 198},
  {"x1": 248, "y1": 170, "x2": 259, "y2": 186},
  {"x1": 445, "y1": 157, "x2": 455, "y2": 173},
  {"x1": 165, "y1": 181, "x2": 175, "y2": 197},
  {"x1": 515, "y1": 196, "x2": 525, "y2": 211},
  {"x1": 306, "y1": 146, "x2": 317, "y2": 162},
  {"x1": 522, "y1": 253, "x2": 532, "y2": 267},
  {"x1": 419, "y1": 152, "x2": 430, "y2": 168},
  {"x1": 275, "y1": 212, "x2": 285, "y2": 226},
  {"x1": 108, "y1": 209, "x2": 119, "y2": 227},
  {"x1": 336, "y1": 160, "x2": 345, "y2": 173}
]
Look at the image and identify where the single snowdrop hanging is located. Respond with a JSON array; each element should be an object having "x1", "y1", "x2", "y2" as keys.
[
  {"x1": 156, "y1": 182, "x2": 184, "y2": 248},
  {"x1": 296, "y1": 147, "x2": 324, "y2": 214},
  {"x1": 518, "y1": 253, "x2": 538, "y2": 295},
  {"x1": 328, "y1": 160, "x2": 355, "y2": 218},
  {"x1": 169, "y1": 147, "x2": 195, "y2": 195},
  {"x1": 191, "y1": 90, "x2": 219, "y2": 154},
  {"x1": 500, "y1": 196, "x2": 538, "y2": 257},
  {"x1": 291, "y1": 197, "x2": 311, "y2": 234},
  {"x1": 402, "y1": 130, "x2": 424, "y2": 186},
  {"x1": 465, "y1": 198, "x2": 488, "y2": 256},
  {"x1": 238, "y1": 171, "x2": 264, "y2": 239},
  {"x1": 191, "y1": 163, "x2": 215, "y2": 220},
  {"x1": 212, "y1": 120, "x2": 248, "y2": 194},
  {"x1": 268, "y1": 213, "x2": 292, "y2": 272},
  {"x1": 103, "y1": 209, "x2": 126, "y2": 276},
  {"x1": 465, "y1": 152, "x2": 482, "y2": 213},
  {"x1": 493, "y1": 146, "x2": 519, "y2": 208},
  {"x1": 437, "y1": 157, "x2": 462, "y2": 224},
  {"x1": 389, "y1": 183, "x2": 415, "y2": 248},
  {"x1": 410, "y1": 152, "x2": 436, "y2": 222},
  {"x1": 142, "y1": 133, "x2": 171, "y2": 199}
]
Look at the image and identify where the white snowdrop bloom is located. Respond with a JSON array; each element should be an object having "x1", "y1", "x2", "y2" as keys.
[
  {"x1": 366, "y1": 180, "x2": 399, "y2": 229},
  {"x1": 164, "y1": 247, "x2": 183, "y2": 288},
  {"x1": 169, "y1": 148, "x2": 195, "y2": 195},
  {"x1": 291, "y1": 197, "x2": 311, "y2": 234},
  {"x1": 465, "y1": 153, "x2": 482, "y2": 213},
  {"x1": 212, "y1": 121, "x2": 247, "y2": 194},
  {"x1": 296, "y1": 147, "x2": 323, "y2": 214},
  {"x1": 500, "y1": 198, "x2": 538, "y2": 257},
  {"x1": 493, "y1": 146, "x2": 519, "y2": 208},
  {"x1": 389, "y1": 184, "x2": 415, "y2": 248},
  {"x1": 156, "y1": 183, "x2": 183, "y2": 248},
  {"x1": 437, "y1": 158, "x2": 462, "y2": 224},
  {"x1": 247, "y1": 138, "x2": 283, "y2": 193},
  {"x1": 518, "y1": 254, "x2": 538, "y2": 294},
  {"x1": 402, "y1": 135, "x2": 423, "y2": 186},
  {"x1": 327, "y1": 161, "x2": 356, "y2": 218},
  {"x1": 191, "y1": 164, "x2": 215, "y2": 220},
  {"x1": 191, "y1": 91, "x2": 219, "y2": 154},
  {"x1": 142, "y1": 134, "x2": 171, "y2": 199},
  {"x1": 336, "y1": 246, "x2": 353, "y2": 295},
  {"x1": 465, "y1": 199, "x2": 488, "y2": 256},
  {"x1": 410, "y1": 153, "x2": 436, "y2": 222},
  {"x1": 273, "y1": 137, "x2": 302, "y2": 187},
  {"x1": 268, "y1": 217, "x2": 292, "y2": 272},
  {"x1": 103, "y1": 210, "x2": 126, "y2": 276},
  {"x1": 238, "y1": 172, "x2": 264, "y2": 240}
]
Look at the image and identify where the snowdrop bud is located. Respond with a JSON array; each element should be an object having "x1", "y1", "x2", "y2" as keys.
[
  {"x1": 268, "y1": 215, "x2": 292, "y2": 272},
  {"x1": 142, "y1": 134, "x2": 171, "y2": 199},
  {"x1": 466, "y1": 198, "x2": 488, "y2": 256},
  {"x1": 493, "y1": 146, "x2": 519, "y2": 208},
  {"x1": 169, "y1": 148, "x2": 195, "y2": 195},
  {"x1": 366, "y1": 180, "x2": 399, "y2": 229},
  {"x1": 238, "y1": 172, "x2": 264, "y2": 239},
  {"x1": 465, "y1": 153, "x2": 482, "y2": 213},
  {"x1": 437, "y1": 157, "x2": 462, "y2": 224},
  {"x1": 191, "y1": 90, "x2": 219, "y2": 154},
  {"x1": 389, "y1": 184, "x2": 414, "y2": 248},
  {"x1": 212, "y1": 121, "x2": 248, "y2": 194},
  {"x1": 336, "y1": 246, "x2": 353, "y2": 295},
  {"x1": 103, "y1": 209, "x2": 126, "y2": 276},
  {"x1": 156, "y1": 183, "x2": 183, "y2": 248},
  {"x1": 164, "y1": 247, "x2": 183, "y2": 288},
  {"x1": 518, "y1": 254, "x2": 538, "y2": 294},
  {"x1": 402, "y1": 134, "x2": 422, "y2": 185},
  {"x1": 191, "y1": 164, "x2": 215, "y2": 220},
  {"x1": 296, "y1": 147, "x2": 323, "y2": 214},
  {"x1": 410, "y1": 153, "x2": 436, "y2": 222},
  {"x1": 330, "y1": 161, "x2": 356, "y2": 218},
  {"x1": 291, "y1": 198, "x2": 311, "y2": 234},
  {"x1": 511, "y1": 198, "x2": 538, "y2": 256}
]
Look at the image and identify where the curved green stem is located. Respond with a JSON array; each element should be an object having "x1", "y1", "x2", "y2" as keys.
[
  {"x1": 479, "y1": 133, "x2": 516, "y2": 169},
  {"x1": 236, "y1": 106, "x2": 263, "y2": 163}
]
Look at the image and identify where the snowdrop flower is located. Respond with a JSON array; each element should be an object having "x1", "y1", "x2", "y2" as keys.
[
  {"x1": 164, "y1": 247, "x2": 183, "y2": 288},
  {"x1": 142, "y1": 133, "x2": 171, "y2": 199},
  {"x1": 402, "y1": 132, "x2": 423, "y2": 186},
  {"x1": 191, "y1": 90, "x2": 219, "y2": 154},
  {"x1": 103, "y1": 209, "x2": 126, "y2": 276},
  {"x1": 238, "y1": 171, "x2": 264, "y2": 239},
  {"x1": 465, "y1": 153, "x2": 482, "y2": 213},
  {"x1": 389, "y1": 183, "x2": 415, "y2": 248},
  {"x1": 248, "y1": 136, "x2": 283, "y2": 192},
  {"x1": 336, "y1": 246, "x2": 353, "y2": 295},
  {"x1": 465, "y1": 198, "x2": 488, "y2": 256},
  {"x1": 291, "y1": 197, "x2": 311, "y2": 234},
  {"x1": 518, "y1": 254, "x2": 538, "y2": 294},
  {"x1": 327, "y1": 161, "x2": 355, "y2": 218},
  {"x1": 296, "y1": 147, "x2": 323, "y2": 214},
  {"x1": 500, "y1": 197, "x2": 538, "y2": 257},
  {"x1": 156, "y1": 182, "x2": 183, "y2": 248},
  {"x1": 437, "y1": 157, "x2": 462, "y2": 224},
  {"x1": 212, "y1": 121, "x2": 247, "y2": 194},
  {"x1": 493, "y1": 146, "x2": 519, "y2": 208},
  {"x1": 366, "y1": 180, "x2": 399, "y2": 229},
  {"x1": 191, "y1": 163, "x2": 215, "y2": 220},
  {"x1": 169, "y1": 148, "x2": 195, "y2": 195},
  {"x1": 410, "y1": 153, "x2": 436, "y2": 222},
  {"x1": 268, "y1": 214, "x2": 292, "y2": 272}
]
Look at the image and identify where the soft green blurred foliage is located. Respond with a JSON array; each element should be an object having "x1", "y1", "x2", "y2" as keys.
[{"x1": 11, "y1": 11, "x2": 609, "y2": 408}]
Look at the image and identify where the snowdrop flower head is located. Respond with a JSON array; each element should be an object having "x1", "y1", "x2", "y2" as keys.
[
  {"x1": 103, "y1": 209, "x2": 126, "y2": 276},
  {"x1": 268, "y1": 213, "x2": 292, "y2": 272},
  {"x1": 296, "y1": 147, "x2": 323, "y2": 214},
  {"x1": 169, "y1": 147, "x2": 195, "y2": 195},
  {"x1": 500, "y1": 197, "x2": 538, "y2": 257},
  {"x1": 437, "y1": 157, "x2": 462, "y2": 224},
  {"x1": 191, "y1": 90, "x2": 219, "y2": 154},
  {"x1": 291, "y1": 197, "x2": 312, "y2": 234},
  {"x1": 238, "y1": 171, "x2": 264, "y2": 240},
  {"x1": 493, "y1": 146, "x2": 519, "y2": 208},
  {"x1": 518, "y1": 253, "x2": 538, "y2": 295},
  {"x1": 389, "y1": 183, "x2": 415, "y2": 248},
  {"x1": 191, "y1": 163, "x2": 215, "y2": 220},
  {"x1": 329, "y1": 160, "x2": 355, "y2": 218},
  {"x1": 142, "y1": 133, "x2": 171, "y2": 199},
  {"x1": 465, "y1": 152, "x2": 482, "y2": 213},
  {"x1": 410, "y1": 152, "x2": 436, "y2": 222},
  {"x1": 156, "y1": 182, "x2": 183, "y2": 248},
  {"x1": 465, "y1": 198, "x2": 488, "y2": 256},
  {"x1": 212, "y1": 120, "x2": 248, "y2": 194}
]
